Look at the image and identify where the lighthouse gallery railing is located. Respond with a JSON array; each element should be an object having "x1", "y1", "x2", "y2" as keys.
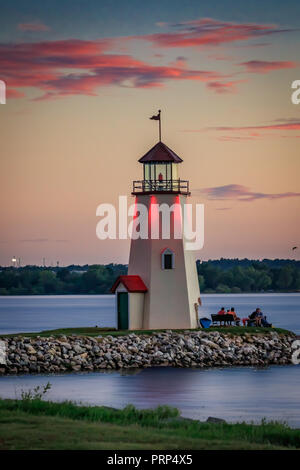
[{"x1": 132, "y1": 179, "x2": 190, "y2": 195}]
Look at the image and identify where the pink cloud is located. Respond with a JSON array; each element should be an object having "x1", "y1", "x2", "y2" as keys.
[
  {"x1": 137, "y1": 18, "x2": 294, "y2": 49},
  {"x1": 2, "y1": 18, "x2": 297, "y2": 101},
  {"x1": 239, "y1": 60, "x2": 299, "y2": 73},
  {"x1": 0, "y1": 38, "x2": 229, "y2": 99},
  {"x1": 210, "y1": 121, "x2": 300, "y2": 131},
  {"x1": 183, "y1": 119, "x2": 300, "y2": 141},
  {"x1": 6, "y1": 89, "x2": 25, "y2": 98},
  {"x1": 206, "y1": 79, "x2": 246, "y2": 94},
  {"x1": 216, "y1": 135, "x2": 261, "y2": 142},
  {"x1": 17, "y1": 22, "x2": 50, "y2": 32},
  {"x1": 198, "y1": 184, "x2": 300, "y2": 202}
]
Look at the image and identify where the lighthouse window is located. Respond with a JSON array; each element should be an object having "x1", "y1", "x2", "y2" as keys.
[
  {"x1": 164, "y1": 254, "x2": 173, "y2": 269},
  {"x1": 162, "y1": 249, "x2": 175, "y2": 270}
]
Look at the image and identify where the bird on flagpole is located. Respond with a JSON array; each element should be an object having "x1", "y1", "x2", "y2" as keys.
[{"x1": 150, "y1": 110, "x2": 161, "y2": 141}]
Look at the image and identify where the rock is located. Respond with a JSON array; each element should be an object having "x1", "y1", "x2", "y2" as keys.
[
  {"x1": 206, "y1": 416, "x2": 226, "y2": 424},
  {"x1": 24, "y1": 344, "x2": 36, "y2": 355},
  {"x1": 59, "y1": 342, "x2": 72, "y2": 350},
  {"x1": 73, "y1": 344, "x2": 85, "y2": 354},
  {"x1": 1, "y1": 330, "x2": 295, "y2": 375},
  {"x1": 200, "y1": 338, "x2": 220, "y2": 350}
]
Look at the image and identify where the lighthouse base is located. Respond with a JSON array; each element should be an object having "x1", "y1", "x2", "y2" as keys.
[{"x1": 127, "y1": 193, "x2": 200, "y2": 330}]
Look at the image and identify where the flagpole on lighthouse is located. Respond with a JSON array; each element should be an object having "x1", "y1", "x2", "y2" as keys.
[
  {"x1": 158, "y1": 109, "x2": 161, "y2": 142},
  {"x1": 149, "y1": 109, "x2": 162, "y2": 141}
]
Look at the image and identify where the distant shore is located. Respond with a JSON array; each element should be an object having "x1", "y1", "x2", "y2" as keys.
[
  {"x1": 0, "y1": 291, "x2": 300, "y2": 296},
  {"x1": 1, "y1": 258, "x2": 299, "y2": 295}
]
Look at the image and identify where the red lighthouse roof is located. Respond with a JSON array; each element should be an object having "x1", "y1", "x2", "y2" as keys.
[
  {"x1": 111, "y1": 275, "x2": 148, "y2": 293},
  {"x1": 138, "y1": 141, "x2": 183, "y2": 163}
]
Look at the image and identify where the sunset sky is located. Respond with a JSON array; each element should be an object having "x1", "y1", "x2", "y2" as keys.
[{"x1": 0, "y1": 0, "x2": 300, "y2": 266}]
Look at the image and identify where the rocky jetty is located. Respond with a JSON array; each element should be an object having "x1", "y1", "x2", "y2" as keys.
[{"x1": 0, "y1": 330, "x2": 295, "y2": 375}]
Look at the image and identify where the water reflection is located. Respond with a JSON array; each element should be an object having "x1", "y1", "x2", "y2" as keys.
[{"x1": 0, "y1": 365, "x2": 299, "y2": 427}]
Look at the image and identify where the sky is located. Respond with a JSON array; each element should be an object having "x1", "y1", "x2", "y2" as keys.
[{"x1": 0, "y1": 0, "x2": 300, "y2": 266}]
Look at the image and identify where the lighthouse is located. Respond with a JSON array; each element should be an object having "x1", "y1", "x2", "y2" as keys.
[{"x1": 111, "y1": 115, "x2": 200, "y2": 330}]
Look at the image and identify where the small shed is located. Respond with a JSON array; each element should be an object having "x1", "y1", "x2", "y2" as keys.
[{"x1": 111, "y1": 275, "x2": 148, "y2": 330}]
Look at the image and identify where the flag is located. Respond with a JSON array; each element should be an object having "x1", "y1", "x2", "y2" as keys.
[
  {"x1": 292, "y1": 246, "x2": 298, "y2": 250},
  {"x1": 150, "y1": 110, "x2": 160, "y2": 121}
]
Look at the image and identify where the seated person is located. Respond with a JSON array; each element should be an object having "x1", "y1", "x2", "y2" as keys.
[
  {"x1": 255, "y1": 308, "x2": 263, "y2": 326},
  {"x1": 249, "y1": 308, "x2": 263, "y2": 326},
  {"x1": 216, "y1": 307, "x2": 226, "y2": 325},
  {"x1": 229, "y1": 307, "x2": 240, "y2": 326},
  {"x1": 261, "y1": 313, "x2": 272, "y2": 327},
  {"x1": 245, "y1": 310, "x2": 257, "y2": 326},
  {"x1": 225, "y1": 309, "x2": 231, "y2": 325}
]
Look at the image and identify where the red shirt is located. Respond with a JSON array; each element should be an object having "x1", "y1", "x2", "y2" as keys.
[{"x1": 218, "y1": 309, "x2": 225, "y2": 315}]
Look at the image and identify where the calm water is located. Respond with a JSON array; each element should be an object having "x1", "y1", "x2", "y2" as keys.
[
  {"x1": 0, "y1": 366, "x2": 299, "y2": 427},
  {"x1": 0, "y1": 293, "x2": 299, "y2": 335},
  {"x1": 0, "y1": 294, "x2": 299, "y2": 427}
]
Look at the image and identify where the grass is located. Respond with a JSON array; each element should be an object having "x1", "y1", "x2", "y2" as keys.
[
  {"x1": 0, "y1": 398, "x2": 299, "y2": 450},
  {"x1": 0, "y1": 326, "x2": 294, "y2": 339}
]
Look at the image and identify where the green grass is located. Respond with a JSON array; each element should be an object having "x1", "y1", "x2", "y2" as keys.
[
  {"x1": 0, "y1": 326, "x2": 294, "y2": 339},
  {"x1": 0, "y1": 398, "x2": 299, "y2": 450}
]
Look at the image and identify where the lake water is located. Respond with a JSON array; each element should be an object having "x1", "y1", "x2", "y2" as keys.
[
  {"x1": 0, "y1": 293, "x2": 299, "y2": 427},
  {"x1": 0, "y1": 365, "x2": 299, "y2": 427},
  {"x1": 0, "y1": 293, "x2": 299, "y2": 335}
]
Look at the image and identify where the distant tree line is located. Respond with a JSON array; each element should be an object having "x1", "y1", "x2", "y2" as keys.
[
  {"x1": 0, "y1": 264, "x2": 127, "y2": 295},
  {"x1": 196, "y1": 259, "x2": 300, "y2": 293},
  {"x1": 0, "y1": 259, "x2": 299, "y2": 295}
]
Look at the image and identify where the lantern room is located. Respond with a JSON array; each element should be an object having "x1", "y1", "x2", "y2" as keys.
[{"x1": 132, "y1": 141, "x2": 190, "y2": 195}]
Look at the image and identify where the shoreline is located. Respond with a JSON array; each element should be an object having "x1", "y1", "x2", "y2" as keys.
[
  {"x1": 1, "y1": 291, "x2": 300, "y2": 296},
  {"x1": 0, "y1": 329, "x2": 296, "y2": 376},
  {"x1": 1, "y1": 398, "x2": 299, "y2": 449}
]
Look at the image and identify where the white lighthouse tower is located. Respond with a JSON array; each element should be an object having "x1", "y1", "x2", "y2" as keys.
[{"x1": 111, "y1": 115, "x2": 200, "y2": 330}]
